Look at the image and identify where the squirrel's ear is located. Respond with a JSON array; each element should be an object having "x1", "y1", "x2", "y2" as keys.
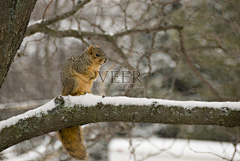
[
  {"x1": 87, "y1": 45, "x2": 95, "y2": 55},
  {"x1": 96, "y1": 46, "x2": 99, "y2": 48}
]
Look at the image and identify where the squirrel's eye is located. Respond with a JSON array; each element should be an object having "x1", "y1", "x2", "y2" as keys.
[{"x1": 96, "y1": 54, "x2": 100, "y2": 57}]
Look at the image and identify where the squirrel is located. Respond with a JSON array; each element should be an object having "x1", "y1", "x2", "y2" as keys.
[{"x1": 58, "y1": 45, "x2": 107, "y2": 160}]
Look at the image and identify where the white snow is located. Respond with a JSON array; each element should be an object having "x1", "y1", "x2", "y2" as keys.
[
  {"x1": 66, "y1": 93, "x2": 240, "y2": 110},
  {"x1": 0, "y1": 94, "x2": 240, "y2": 132},
  {"x1": 109, "y1": 137, "x2": 240, "y2": 161},
  {"x1": 27, "y1": 19, "x2": 43, "y2": 26}
]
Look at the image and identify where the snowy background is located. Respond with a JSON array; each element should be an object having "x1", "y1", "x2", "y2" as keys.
[{"x1": 2, "y1": 137, "x2": 240, "y2": 161}]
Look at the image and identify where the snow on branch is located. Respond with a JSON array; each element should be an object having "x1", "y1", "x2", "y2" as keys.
[{"x1": 0, "y1": 94, "x2": 240, "y2": 152}]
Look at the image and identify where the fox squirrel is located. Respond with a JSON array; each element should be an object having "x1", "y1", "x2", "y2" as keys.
[{"x1": 58, "y1": 45, "x2": 107, "y2": 160}]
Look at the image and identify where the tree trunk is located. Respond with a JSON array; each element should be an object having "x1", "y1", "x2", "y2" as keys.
[{"x1": 0, "y1": 0, "x2": 37, "y2": 88}]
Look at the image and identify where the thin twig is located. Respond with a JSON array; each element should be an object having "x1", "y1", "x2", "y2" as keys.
[{"x1": 42, "y1": 0, "x2": 54, "y2": 21}]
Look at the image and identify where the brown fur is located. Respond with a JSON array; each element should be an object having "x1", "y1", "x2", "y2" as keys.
[{"x1": 58, "y1": 45, "x2": 107, "y2": 160}]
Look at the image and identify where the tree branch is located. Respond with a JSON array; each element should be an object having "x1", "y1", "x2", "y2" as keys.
[
  {"x1": 0, "y1": 94, "x2": 240, "y2": 152},
  {"x1": 25, "y1": 0, "x2": 91, "y2": 36},
  {"x1": 26, "y1": 23, "x2": 181, "y2": 38},
  {"x1": 24, "y1": 25, "x2": 181, "y2": 72}
]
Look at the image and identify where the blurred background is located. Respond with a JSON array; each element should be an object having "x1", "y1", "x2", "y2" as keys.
[{"x1": 0, "y1": 0, "x2": 240, "y2": 160}]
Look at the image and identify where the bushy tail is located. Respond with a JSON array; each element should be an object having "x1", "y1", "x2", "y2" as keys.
[{"x1": 58, "y1": 126, "x2": 87, "y2": 160}]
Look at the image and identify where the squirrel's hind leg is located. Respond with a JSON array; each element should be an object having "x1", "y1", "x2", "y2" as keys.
[{"x1": 61, "y1": 78, "x2": 75, "y2": 96}]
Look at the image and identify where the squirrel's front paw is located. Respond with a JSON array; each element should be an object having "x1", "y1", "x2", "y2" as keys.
[{"x1": 90, "y1": 71, "x2": 98, "y2": 80}]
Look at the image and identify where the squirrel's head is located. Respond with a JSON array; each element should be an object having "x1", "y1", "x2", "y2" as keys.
[{"x1": 87, "y1": 45, "x2": 107, "y2": 66}]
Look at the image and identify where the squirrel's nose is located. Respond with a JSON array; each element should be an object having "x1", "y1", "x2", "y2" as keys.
[{"x1": 104, "y1": 58, "x2": 107, "y2": 63}]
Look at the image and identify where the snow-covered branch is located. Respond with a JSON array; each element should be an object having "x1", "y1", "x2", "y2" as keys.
[{"x1": 1, "y1": 94, "x2": 240, "y2": 152}]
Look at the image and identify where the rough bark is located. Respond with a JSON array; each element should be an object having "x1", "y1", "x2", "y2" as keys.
[
  {"x1": 0, "y1": 0, "x2": 37, "y2": 88},
  {"x1": 0, "y1": 95, "x2": 240, "y2": 152}
]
